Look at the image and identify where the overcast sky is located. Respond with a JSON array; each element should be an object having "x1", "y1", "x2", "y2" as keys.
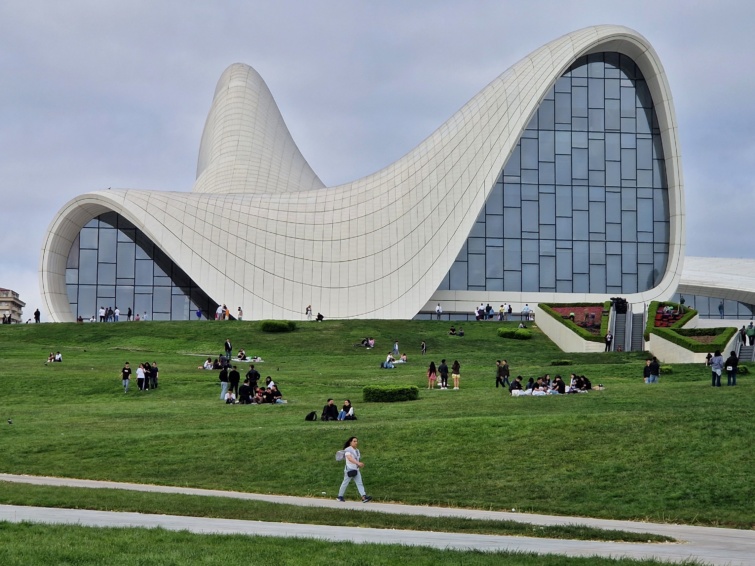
[{"x1": 2, "y1": 1, "x2": 754, "y2": 320}]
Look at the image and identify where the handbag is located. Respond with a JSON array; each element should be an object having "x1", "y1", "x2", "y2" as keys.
[
  {"x1": 347, "y1": 469, "x2": 358, "y2": 477},
  {"x1": 726, "y1": 366, "x2": 733, "y2": 371}
]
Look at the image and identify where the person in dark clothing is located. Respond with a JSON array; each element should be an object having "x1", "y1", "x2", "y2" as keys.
[
  {"x1": 126, "y1": 307, "x2": 132, "y2": 321},
  {"x1": 643, "y1": 359, "x2": 652, "y2": 383},
  {"x1": 438, "y1": 359, "x2": 449, "y2": 390},
  {"x1": 496, "y1": 360, "x2": 511, "y2": 388},
  {"x1": 224, "y1": 339, "x2": 232, "y2": 362},
  {"x1": 509, "y1": 376, "x2": 523, "y2": 394},
  {"x1": 246, "y1": 364, "x2": 260, "y2": 390},
  {"x1": 549, "y1": 375, "x2": 566, "y2": 394},
  {"x1": 150, "y1": 361, "x2": 158, "y2": 389},
  {"x1": 322, "y1": 399, "x2": 339, "y2": 421},
  {"x1": 238, "y1": 379, "x2": 253, "y2": 404},
  {"x1": 228, "y1": 365, "x2": 241, "y2": 396},
  {"x1": 34, "y1": 309, "x2": 40, "y2": 323},
  {"x1": 648, "y1": 357, "x2": 660, "y2": 384},
  {"x1": 143, "y1": 362, "x2": 152, "y2": 390},
  {"x1": 724, "y1": 350, "x2": 739, "y2": 386}
]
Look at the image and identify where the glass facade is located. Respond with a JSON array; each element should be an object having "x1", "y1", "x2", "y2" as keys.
[
  {"x1": 672, "y1": 293, "x2": 755, "y2": 320},
  {"x1": 65, "y1": 212, "x2": 217, "y2": 320},
  {"x1": 437, "y1": 52, "x2": 670, "y2": 294}
]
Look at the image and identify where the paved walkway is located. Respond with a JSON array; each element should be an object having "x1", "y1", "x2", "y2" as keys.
[{"x1": 1, "y1": 474, "x2": 753, "y2": 565}]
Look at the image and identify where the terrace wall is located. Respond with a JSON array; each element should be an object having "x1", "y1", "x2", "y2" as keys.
[{"x1": 536, "y1": 309, "x2": 605, "y2": 353}]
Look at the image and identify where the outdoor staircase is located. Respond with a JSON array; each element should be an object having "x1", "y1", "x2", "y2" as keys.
[
  {"x1": 738, "y1": 343, "x2": 754, "y2": 362},
  {"x1": 630, "y1": 312, "x2": 645, "y2": 352},
  {"x1": 613, "y1": 312, "x2": 626, "y2": 352}
]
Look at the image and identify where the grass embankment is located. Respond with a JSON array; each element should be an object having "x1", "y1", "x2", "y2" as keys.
[
  {"x1": 0, "y1": 320, "x2": 752, "y2": 528},
  {"x1": 0, "y1": 482, "x2": 670, "y2": 543},
  {"x1": 0, "y1": 523, "x2": 701, "y2": 566}
]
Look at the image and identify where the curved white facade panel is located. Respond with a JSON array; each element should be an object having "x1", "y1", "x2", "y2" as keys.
[{"x1": 41, "y1": 25, "x2": 685, "y2": 321}]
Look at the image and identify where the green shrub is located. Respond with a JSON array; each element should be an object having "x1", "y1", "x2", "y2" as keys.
[
  {"x1": 537, "y1": 303, "x2": 603, "y2": 343},
  {"x1": 363, "y1": 385, "x2": 419, "y2": 403},
  {"x1": 551, "y1": 359, "x2": 572, "y2": 366},
  {"x1": 497, "y1": 327, "x2": 532, "y2": 340},
  {"x1": 652, "y1": 327, "x2": 737, "y2": 353},
  {"x1": 739, "y1": 365, "x2": 750, "y2": 375},
  {"x1": 660, "y1": 365, "x2": 673, "y2": 374},
  {"x1": 259, "y1": 320, "x2": 297, "y2": 333}
]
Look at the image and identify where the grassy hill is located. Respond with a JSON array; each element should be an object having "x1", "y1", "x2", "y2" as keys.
[{"x1": 0, "y1": 319, "x2": 752, "y2": 527}]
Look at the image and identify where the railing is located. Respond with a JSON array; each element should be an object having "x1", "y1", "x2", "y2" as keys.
[{"x1": 414, "y1": 310, "x2": 535, "y2": 322}]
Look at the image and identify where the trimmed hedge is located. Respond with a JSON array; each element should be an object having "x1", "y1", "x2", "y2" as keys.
[
  {"x1": 550, "y1": 359, "x2": 572, "y2": 366},
  {"x1": 497, "y1": 327, "x2": 533, "y2": 340},
  {"x1": 652, "y1": 326, "x2": 737, "y2": 353},
  {"x1": 644, "y1": 302, "x2": 698, "y2": 341},
  {"x1": 363, "y1": 385, "x2": 419, "y2": 403},
  {"x1": 538, "y1": 303, "x2": 605, "y2": 343},
  {"x1": 259, "y1": 320, "x2": 297, "y2": 333}
]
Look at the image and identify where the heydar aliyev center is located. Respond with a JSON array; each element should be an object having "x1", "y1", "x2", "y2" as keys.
[{"x1": 41, "y1": 25, "x2": 691, "y2": 321}]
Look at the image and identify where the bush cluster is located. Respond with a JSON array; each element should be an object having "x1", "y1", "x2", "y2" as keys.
[
  {"x1": 660, "y1": 365, "x2": 673, "y2": 374},
  {"x1": 259, "y1": 320, "x2": 297, "y2": 333},
  {"x1": 497, "y1": 328, "x2": 532, "y2": 340},
  {"x1": 363, "y1": 385, "x2": 419, "y2": 403},
  {"x1": 550, "y1": 359, "x2": 572, "y2": 366}
]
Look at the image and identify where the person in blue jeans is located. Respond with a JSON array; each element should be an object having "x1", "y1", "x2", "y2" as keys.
[
  {"x1": 724, "y1": 350, "x2": 738, "y2": 386},
  {"x1": 336, "y1": 437, "x2": 372, "y2": 503},
  {"x1": 710, "y1": 350, "x2": 724, "y2": 387}
]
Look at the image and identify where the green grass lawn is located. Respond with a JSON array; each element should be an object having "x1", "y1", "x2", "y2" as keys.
[
  {"x1": 0, "y1": 523, "x2": 699, "y2": 566},
  {"x1": 0, "y1": 319, "x2": 752, "y2": 527}
]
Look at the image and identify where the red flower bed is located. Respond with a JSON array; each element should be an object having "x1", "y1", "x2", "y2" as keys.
[{"x1": 551, "y1": 306, "x2": 604, "y2": 334}]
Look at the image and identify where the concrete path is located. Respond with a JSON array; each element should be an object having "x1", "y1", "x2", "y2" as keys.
[{"x1": 1, "y1": 474, "x2": 753, "y2": 565}]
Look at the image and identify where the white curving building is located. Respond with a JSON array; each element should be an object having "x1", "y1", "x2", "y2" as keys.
[{"x1": 42, "y1": 25, "x2": 695, "y2": 322}]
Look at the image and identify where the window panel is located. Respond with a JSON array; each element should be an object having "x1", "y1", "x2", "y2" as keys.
[
  {"x1": 486, "y1": 183, "x2": 503, "y2": 214},
  {"x1": 486, "y1": 247, "x2": 504, "y2": 278},
  {"x1": 468, "y1": 255, "x2": 485, "y2": 287},
  {"x1": 486, "y1": 215, "x2": 503, "y2": 238},
  {"x1": 449, "y1": 261, "x2": 467, "y2": 289}
]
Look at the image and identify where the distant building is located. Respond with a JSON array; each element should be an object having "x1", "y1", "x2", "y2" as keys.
[{"x1": 0, "y1": 288, "x2": 25, "y2": 323}]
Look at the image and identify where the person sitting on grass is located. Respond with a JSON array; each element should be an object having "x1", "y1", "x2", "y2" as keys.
[
  {"x1": 509, "y1": 375, "x2": 523, "y2": 395},
  {"x1": 212, "y1": 358, "x2": 222, "y2": 370},
  {"x1": 197, "y1": 357, "x2": 213, "y2": 370},
  {"x1": 252, "y1": 388, "x2": 264, "y2": 404},
  {"x1": 383, "y1": 353, "x2": 395, "y2": 369},
  {"x1": 548, "y1": 375, "x2": 566, "y2": 395},
  {"x1": 322, "y1": 398, "x2": 339, "y2": 421},
  {"x1": 338, "y1": 399, "x2": 356, "y2": 421},
  {"x1": 237, "y1": 349, "x2": 247, "y2": 360},
  {"x1": 225, "y1": 390, "x2": 237, "y2": 404},
  {"x1": 271, "y1": 385, "x2": 285, "y2": 403},
  {"x1": 526, "y1": 377, "x2": 535, "y2": 390},
  {"x1": 238, "y1": 379, "x2": 254, "y2": 404},
  {"x1": 46, "y1": 352, "x2": 55, "y2": 363},
  {"x1": 368, "y1": 337, "x2": 375, "y2": 349},
  {"x1": 54, "y1": 352, "x2": 63, "y2": 362},
  {"x1": 457, "y1": 327, "x2": 465, "y2": 337},
  {"x1": 448, "y1": 326, "x2": 456, "y2": 335},
  {"x1": 394, "y1": 353, "x2": 407, "y2": 364}
]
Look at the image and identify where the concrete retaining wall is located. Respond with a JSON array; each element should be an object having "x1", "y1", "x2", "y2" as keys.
[{"x1": 536, "y1": 309, "x2": 605, "y2": 353}]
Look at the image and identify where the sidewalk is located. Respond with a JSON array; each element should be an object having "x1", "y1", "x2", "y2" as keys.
[{"x1": 1, "y1": 474, "x2": 753, "y2": 565}]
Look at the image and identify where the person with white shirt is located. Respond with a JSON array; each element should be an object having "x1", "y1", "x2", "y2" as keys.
[{"x1": 336, "y1": 437, "x2": 372, "y2": 503}]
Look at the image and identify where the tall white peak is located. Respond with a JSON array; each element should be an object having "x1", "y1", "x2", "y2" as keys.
[{"x1": 194, "y1": 63, "x2": 324, "y2": 194}]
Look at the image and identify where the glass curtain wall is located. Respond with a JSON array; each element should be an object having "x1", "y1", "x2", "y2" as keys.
[
  {"x1": 436, "y1": 52, "x2": 670, "y2": 294},
  {"x1": 65, "y1": 212, "x2": 217, "y2": 320},
  {"x1": 672, "y1": 293, "x2": 755, "y2": 320}
]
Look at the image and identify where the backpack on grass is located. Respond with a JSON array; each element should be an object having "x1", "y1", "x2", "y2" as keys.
[{"x1": 304, "y1": 411, "x2": 317, "y2": 421}]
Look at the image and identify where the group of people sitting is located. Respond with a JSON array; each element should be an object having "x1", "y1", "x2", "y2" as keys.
[
  {"x1": 45, "y1": 351, "x2": 63, "y2": 363},
  {"x1": 381, "y1": 352, "x2": 407, "y2": 369},
  {"x1": 321, "y1": 399, "x2": 357, "y2": 421},
  {"x1": 226, "y1": 376, "x2": 285, "y2": 404},
  {"x1": 448, "y1": 326, "x2": 465, "y2": 336},
  {"x1": 198, "y1": 353, "x2": 263, "y2": 370},
  {"x1": 509, "y1": 373, "x2": 593, "y2": 396},
  {"x1": 356, "y1": 337, "x2": 376, "y2": 349},
  {"x1": 235, "y1": 349, "x2": 263, "y2": 362}
]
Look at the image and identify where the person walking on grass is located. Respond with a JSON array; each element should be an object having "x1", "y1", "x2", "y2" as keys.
[
  {"x1": 121, "y1": 362, "x2": 131, "y2": 393},
  {"x1": 452, "y1": 360, "x2": 461, "y2": 390},
  {"x1": 336, "y1": 437, "x2": 372, "y2": 503}
]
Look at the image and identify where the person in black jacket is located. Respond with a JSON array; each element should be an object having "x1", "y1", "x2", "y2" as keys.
[
  {"x1": 509, "y1": 375, "x2": 523, "y2": 395},
  {"x1": 238, "y1": 379, "x2": 254, "y2": 404},
  {"x1": 228, "y1": 365, "x2": 241, "y2": 396},
  {"x1": 496, "y1": 360, "x2": 511, "y2": 389},
  {"x1": 246, "y1": 364, "x2": 260, "y2": 390},
  {"x1": 724, "y1": 351, "x2": 739, "y2": 386},
  {"x1": 322, "y1": 398, "x2": 339, "y2": 421}
]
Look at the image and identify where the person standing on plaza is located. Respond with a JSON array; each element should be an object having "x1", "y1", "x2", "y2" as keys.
[
  {"x1": 224, "y1": 338, "x2": 232, "y2": 361},
  {"x1": 724, "y1": 350, "x2": 738, "y2": 386},
  {"x1": 34, "y1": 309, "x2": 40, "y2": 323},
  {"x1": 435, "y1": 303, "x2": 442, "y2": 320},
  {"x1": 306, "y1": 305, "x2": 312, "y2": 321},
  {"x1": 121, "y1": 362, "x2": 131, "y2": 393},
  {"x1": 237, "y1": 307, "x2": 243, "y2": 321},
  {"x1": 336, "y1": 437, "x2": 372, "y2": 503},
  {"x1": 710, "y1": 350, "x2": 724, "y2": 387},
  {"x1": 126, "y1": 307, "x2": 132, "y2": 321},
  {"x1": 747, "y1": 322, "x2": 755, "y2": 346},
  {"x1": 114, "y1": 307, "x2": 120, "y2": 322},
  {"x1": 718, "y1": 300, "x2": 725, "y2": 319},
  {"x1": 452, "y1": 360, "x2": 461, "y2": 390}
]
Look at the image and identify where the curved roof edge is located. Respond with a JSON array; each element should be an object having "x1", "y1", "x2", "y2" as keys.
[{"x1": 41, "y1": 25, "x2": 684, "y2": 321}]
